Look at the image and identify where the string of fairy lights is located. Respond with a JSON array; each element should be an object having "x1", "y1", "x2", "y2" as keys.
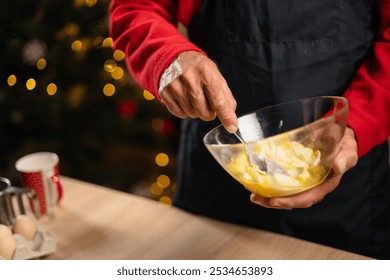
[{"x1": 1, "y1": 0, "x2": 176, "y2": 205}]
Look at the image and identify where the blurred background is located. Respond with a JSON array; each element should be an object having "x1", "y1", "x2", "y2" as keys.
[{"x1": 0, "y1": 0, "x2": 179, "y2": 203}]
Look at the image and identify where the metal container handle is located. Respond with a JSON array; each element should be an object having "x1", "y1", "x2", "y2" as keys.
[{"x1": 0, "y1": 177, "x2": 40, "y2": 225}]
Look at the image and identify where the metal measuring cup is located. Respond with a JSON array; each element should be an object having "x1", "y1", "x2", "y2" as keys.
[{"x1": 0, "y1": 177, "x2": 40, "y2": 226}]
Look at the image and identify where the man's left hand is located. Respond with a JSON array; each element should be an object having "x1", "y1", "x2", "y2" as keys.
[{"x1": 250, "y1": 127, "x2": 358, "y2": 209}]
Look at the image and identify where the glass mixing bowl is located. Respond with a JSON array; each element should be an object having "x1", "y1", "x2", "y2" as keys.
[{"x1": 203, "y1": 96, "x2": 348, "y2": 197}]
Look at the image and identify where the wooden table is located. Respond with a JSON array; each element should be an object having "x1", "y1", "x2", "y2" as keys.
[{"x1": 43, "y1": 177, "x2": 370, "y2": 260}]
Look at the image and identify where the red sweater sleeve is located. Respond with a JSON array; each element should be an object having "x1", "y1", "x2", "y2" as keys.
[
  {"x1": 344, "y1": 0, "x2": 390, "y2": 157},
  {"x1": 109, "y1": 0, "x2": 204, "y2": 99}
]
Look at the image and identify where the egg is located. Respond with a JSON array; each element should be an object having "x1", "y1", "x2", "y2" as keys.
[
  {"x1": 13, "y1": 215, "x2": 37, "y2": 241},
  {"x1": 0, "y1": 224, "x2": 13, "y2": 237},
  {"x1": 0, "y1": 233, "x2": 17, "y2": 260}
]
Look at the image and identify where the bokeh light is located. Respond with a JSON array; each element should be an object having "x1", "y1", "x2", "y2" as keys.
[
  {"x1": 143, "y1": 89, "x2": 155, "y2": 100},
  {"x1": 56, "y1": 23, "x2": 79, "y2": 39},
  {"x1": 113, "y1": 49, "x2": 125, "y2": 61},
  {"x1": 85, "y1": 0, "x2": 97, "y2": 7},
  {"x1": 102, "y1": 37, "x2": 113, "y2": 48},
  {"x1": 111, "y1": 67, "x2": 124, "y2": 80},
  {"x1": 150, "y1": 183, "x2": 164, "y2": 196},
  {"x1": 103, "y1": 83, "x2": 115, "y2": 96},
  {"x1": 36, "y1": 58, "x2": 47, "y2": 70},
  {"x1": 155, "y1": 153, "x2": 169, "y2": 167},
  {"x1": 93, "y1": 36, "x2": 104, "y2": 48},
  {"x1": 151, "y1": 118, "x2": 164, "y2": 132},
  {"x1": 151, "y1": 118, "x2": 175, "y2": 135},
  {"x1": 71, "y1": 40, "x2": 83, "y2": 52},
  {"x1": 68, "y1": 84, "x2": 87, "y2": 108},
  {"x1": 26, "y1": 78, "x2": 36, "y2": 90},
  {"x1": 159, "y1": 196, "x2": 172, "y2": 205},
  {"x1": 117, "y1": 100, "x2": 136, "y2": 118},
  {"x1": 157, "y1": 174, "x2": 170, "y2": 188},
  {"x1": 104, "y1": 59, "x2": 116, "y2": 72},
  {"x1": 7, "y1": 75, "x2": 17, "y2": 86},
  {"x1": 47, "y1": 83, "x2": 57, "y2": 95},
  {"x1": 22, "y1": 39, "x2": 47, "y2": 65}
]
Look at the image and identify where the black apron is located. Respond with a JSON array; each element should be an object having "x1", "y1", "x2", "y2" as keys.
[{"x1": 173, "y1": 0, "x2": 390, "y2": 259}]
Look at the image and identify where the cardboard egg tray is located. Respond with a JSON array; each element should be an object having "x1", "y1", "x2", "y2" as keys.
[
  {"x1": 0, "y1": 224, "x2": 56, "y2": 260},
  {"x1": 0, "y1": 180, "x2": 56, "y2": 260}
]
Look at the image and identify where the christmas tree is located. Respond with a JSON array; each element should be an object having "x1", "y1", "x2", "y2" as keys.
[{"x1": 0, "y1": 0, "x2": 178, "y2": 202}]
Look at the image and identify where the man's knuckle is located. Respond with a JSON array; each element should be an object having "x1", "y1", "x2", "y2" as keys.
[{"x1": 211, "y1": 96, "x2": 226, "y2": 110}]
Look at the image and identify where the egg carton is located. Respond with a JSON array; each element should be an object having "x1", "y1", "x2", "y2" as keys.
[{"x1": 0, "y1": 225, "x2": 56, "y2": 260}]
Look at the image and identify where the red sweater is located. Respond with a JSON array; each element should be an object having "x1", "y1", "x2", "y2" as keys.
[{"x1": 110, "y1": 0, "x2": 390, "y2": 158}]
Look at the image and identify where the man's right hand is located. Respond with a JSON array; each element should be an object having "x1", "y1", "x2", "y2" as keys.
[{"x1": 159, "y1": 51, "x2": 238, "y2": 133}]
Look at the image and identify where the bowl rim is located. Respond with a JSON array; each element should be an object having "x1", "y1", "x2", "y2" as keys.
[{"x1": 203, "y1": 95, "x2": 349, "y2": 146}]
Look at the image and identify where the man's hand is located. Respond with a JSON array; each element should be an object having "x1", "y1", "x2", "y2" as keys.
[
  {"x1": 250, "y1": 127, "x2": 358, "y2": 209},
  {"x1": 159, "y1": 51, "x2": 238, "y2": 133}
]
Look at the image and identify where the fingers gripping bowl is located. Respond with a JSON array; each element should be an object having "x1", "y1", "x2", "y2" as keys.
[{"x1": 203, "y1": 96, "x2": 348, "y2": 197}]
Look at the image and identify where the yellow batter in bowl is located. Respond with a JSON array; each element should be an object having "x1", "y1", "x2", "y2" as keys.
[{"x1": 227, "y1": 135, "x2": 328, "y2": 197}]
